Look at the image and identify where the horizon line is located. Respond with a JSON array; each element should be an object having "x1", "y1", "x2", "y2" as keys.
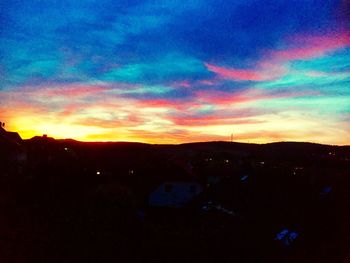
[{"x1": 24, "y1": 135, "x2": 349, "y2": 147}]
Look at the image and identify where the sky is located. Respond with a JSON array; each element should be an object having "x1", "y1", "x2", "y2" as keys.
[{"x1": 0, "y1": 0, "x2": 349, "y2": 144}]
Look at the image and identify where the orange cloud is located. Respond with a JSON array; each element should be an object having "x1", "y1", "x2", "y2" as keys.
[{"x1": 169, "y1": 115, "x2": 263, "y2": 126}]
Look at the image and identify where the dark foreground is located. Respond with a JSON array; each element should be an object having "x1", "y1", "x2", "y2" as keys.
[{"x1": 1, "y1": 134, "x2": 350, "y2": 262}]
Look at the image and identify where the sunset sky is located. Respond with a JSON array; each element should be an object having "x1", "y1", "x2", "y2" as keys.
[{"x1": 1, "y1": 0, "x2": 349, "y2": 144}]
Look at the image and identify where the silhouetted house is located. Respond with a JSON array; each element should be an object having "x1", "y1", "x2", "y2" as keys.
[
  {"x1": 0, "y1": 122, "x2": 27, "y2": 175},
  {"x1": 0, "y1": 123, "x2": 22, "y2": 148},
  {"x1": 26, "y1": 135, "x2": 57, "y2": 171},
  {"x1": 149, "y1": 182, "x2": 203, "y2": 207},
  {"x1": 0, "y1": 122, "x2": 22, "y2": 145}
]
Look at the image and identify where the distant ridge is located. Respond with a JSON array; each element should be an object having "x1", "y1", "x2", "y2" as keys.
[{"x1": 24, "y1": 135, "x2": 349, "y2": 148}]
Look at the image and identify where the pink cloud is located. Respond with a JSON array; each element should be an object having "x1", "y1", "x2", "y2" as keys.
[
  {"x1": 194, "y1": 89, "x2": 320, "y2": 105},
  {"x1": 205, "y1": 31, "x2": 350, "y2": 82},
  {"x1": 33, "y1": 84, "x2": 111, "y2": 97},
  {"x1": 270, "y1": 31, "x2": 350, "y2": 61},
  {"x1": 4, "y1": 83, "x2": 112, "y2": 102},
  {"x1": 136, "y1": 98, "x2": 199, "y2": 111},
  {"x1": 205, "y1": 60, "x2": 288, "y2": 82},
  {"x1": 170, "y1": 80, "x2": 191, "y2": 88},
  {"x1": 195, "y1": 89, "x2": 255, "y2": 104},
  {"x1": 198, "y1": 79, "x2": 218, "y2": 86},
  {"x1": 205, "y1": 63, "x2": 266, "y2": 81},
  {"x1": 57, "y1": 105, "x2": 80, "y2": 117}
]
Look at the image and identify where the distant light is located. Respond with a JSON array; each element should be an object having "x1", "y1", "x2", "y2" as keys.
[
  {"x1": 240, "y1": 175, "x2": 249, "y2": 182},
  {"x1": 64, "y1": 147, "x2": 68, "y2": 151},
  {"x1": 96, "y1": 171, "x2": 101, "y2": 175},
  {"x1": 224, "y1": 159, "x2": 229, "y2": 163}
]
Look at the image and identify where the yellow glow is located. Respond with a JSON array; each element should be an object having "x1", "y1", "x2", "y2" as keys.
[
  {"x1": 1, "y1": 88, "x2": 349, "y2": 145},
  {"x1": 2, "y1": 109, "x2": 348, "y2": 145}
]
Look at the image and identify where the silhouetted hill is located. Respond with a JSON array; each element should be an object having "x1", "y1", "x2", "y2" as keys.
[
  {"x1": 24, "y1": 137, "x2": 350, "y2": 162},
  {"x1": 1, "y1": 135, "x2": 349, "y2": 263}
]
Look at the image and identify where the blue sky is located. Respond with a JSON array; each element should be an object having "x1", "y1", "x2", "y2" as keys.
[{"x1": 1, "y1": 0, "x2": 349, "y2": 144}]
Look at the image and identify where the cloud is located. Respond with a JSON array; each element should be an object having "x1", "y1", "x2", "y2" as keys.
[
  {"x1": 124, "y1": 128, "x2": 229, "y2": 144},
  {"x1": 193, "y1": 88, "x2": 320, "y2": 106},
  {"x1": 205, "y1": 62, "x2": 287, "y2": 81},
  {"x1": 34, "y1": 84, "x2": 111, "y2": 97},
  {"x1": 101, "y1": 53, "x2": 210, "y2": 84},
  {"x1": 205, "y1": 31, "x2": 350, "y2": 82},
  {"x1": 205, "y1": 63, "x2": 265, "y2": 81},
  {"x1": 73, "y1": 115, "x2": 145, "y2": 128},
  {"x1": 169, "y1": 115, "x2": 263, "y2": 127},
  {"x1": 269, "y1": 31, "x2": 350, "y2": 61}
]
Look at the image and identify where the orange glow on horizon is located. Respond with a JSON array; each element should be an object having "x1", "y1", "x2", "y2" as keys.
[{"x1": 4, "y1": 114, "x2": 349, "y2": 146}]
